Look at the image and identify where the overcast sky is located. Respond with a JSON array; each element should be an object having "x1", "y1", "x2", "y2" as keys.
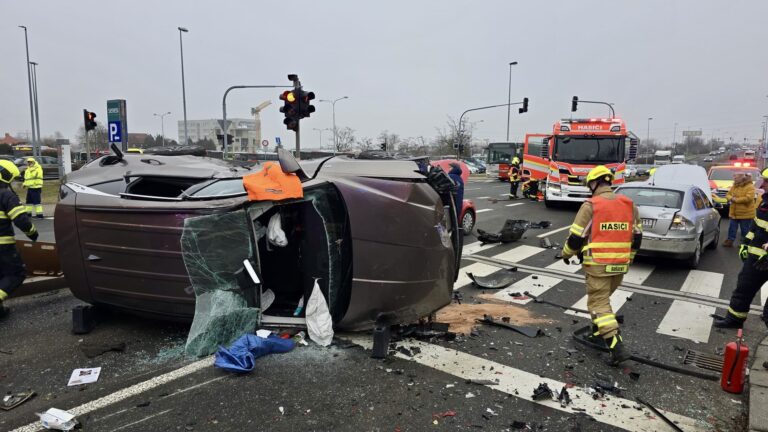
[{"x1": 1, "y1": 0, "x2": 767, "y2": 150}]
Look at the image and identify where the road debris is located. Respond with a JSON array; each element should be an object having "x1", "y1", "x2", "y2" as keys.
[
  {"x1": 79, "y1": 341, "x2": 126, "y2": 358},
  {"x1": 465, "y1": 392, "x2": 476, "y2": 398},
  {"x1": 435, "y1": 302, "x2": 547, "y2": 336},
  {"x1": 511, "y1": 420, "x2": 527, "y2": 429},
  {"x1": 531, "y1": 383, "x2": 553, "y2": 401},
  {"x1": 37, "y1": 408, "x2": 78, "y2": 431},
  {"x1": 477, "y1": 219, "x2": 528, "y2": 244},
  {"x1": 466, "y1": 379, "x2": 499, "y2": 386},
  {"x1": 476, "y1": 315, "x2": 543, "y2": 338},
  {"x1": 433, "y1": 410, "x2": 457, "y2": 419},
  {"x1": 635, "y1": 397, "x2": 684, "y2": 432},
  {"x1": 213, "y1": 334, "x2": 295, "y2": 373},
  {"x1": 306, "y1": 279, "x2": 334, "y2": 346},
  {"x1": 2, "y1": 390, "x2": 35, "y2": 411},
  {"x1": 557, "y1": 386, "x2": 572, "y2": 408},
  {"x1": 67, "y1": 367, "x2": 101, "y2": 386},
  {"x1": 468, "y1": 269, "x2": 518, "y2": 289}
]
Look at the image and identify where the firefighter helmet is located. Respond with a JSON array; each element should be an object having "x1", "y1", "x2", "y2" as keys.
[
  {"x1": 585, "y1": 165, "x2": 614, "y2": 185},
  {"x1": 761, "y1": 168, "x2": 768, "y2": 180},
  {"x1": 0, "y1": 160, "x2": 20, "y2": 184},
  {"x1": 511, "y1": 156, "x2": 520, "y2": 165}
]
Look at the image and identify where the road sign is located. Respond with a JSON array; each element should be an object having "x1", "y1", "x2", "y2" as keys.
[
  {"x1": 108, "y1": 121, "x2": 122, "y2": 143},
  {"x1": 682, "y1": 130, "x2": 703, "y2": 137},
  {"x1": 107, "y1": 99, "x2": 128, "y2": 151},
  {"x1": 261, "y1": 139, "x2": 269, "y2": 148},
  {"x1": 275, "y1": 137, "x2": 281, "y2": 145}
]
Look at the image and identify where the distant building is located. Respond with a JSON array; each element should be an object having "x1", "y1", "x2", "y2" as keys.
[
  {"x1": 177, "y1": 119, "x2": 257, "y2": 153},
  {"x1": 0, "y1": 133, "x2": 28, "y2": 146}
]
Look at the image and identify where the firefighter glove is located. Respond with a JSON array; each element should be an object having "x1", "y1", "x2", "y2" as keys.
[
  {"x1": 28, "y1": 231, "x2": 38, "y2": 242},
  {"x1": 577, "y1": 252, "x2": 584, "y2": 264},
  {"x1": 739, "y1": 244, "x2": 749, "y2": 262}
]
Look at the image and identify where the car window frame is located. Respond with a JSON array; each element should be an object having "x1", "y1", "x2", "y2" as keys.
[{"x1": 691, "y1": 188, "x2": 707, "y2": 210}]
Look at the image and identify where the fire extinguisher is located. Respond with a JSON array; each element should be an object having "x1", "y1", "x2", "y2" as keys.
[{"x1": 721, "y1": 329, "x2": 749, "y2": 394}]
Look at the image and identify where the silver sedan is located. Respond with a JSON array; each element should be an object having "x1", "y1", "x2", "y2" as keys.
[{"x1": 615, "y1": 182, "x2": 721, "y2": 268}]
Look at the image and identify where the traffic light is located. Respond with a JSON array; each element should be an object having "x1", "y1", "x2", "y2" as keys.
[
  {"x1": 518, "y1": 97, "x2": 529, "y2": 114},
  {"x1": 571, "y1": 96, "x2": 579, "y2": 112},
  {"x1": 380, "y1": 142, "x2": 387, "y2": 151},
  {"x1": 296, "y1": 89, "x2": 316, "y2": 119},
  {"x1": 279, "y1": 90, "x2": 299, "y2": 132},
  {"x1": 83, "y1": 109, "x2": 97, "y2": 131}
]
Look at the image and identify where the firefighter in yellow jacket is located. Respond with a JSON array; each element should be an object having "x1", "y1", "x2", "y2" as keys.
[
  {"x1": 560, "y1": 166, "x2": 642, "y2": 365},
  {"x1": 23, "y1": 157, "x2": 44, "y2": 218}
]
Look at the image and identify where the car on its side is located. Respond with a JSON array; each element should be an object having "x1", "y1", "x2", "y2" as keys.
[
  {"x1": 55, "y1": 149, "x2": 462, "y2": 329},
  {"x1": 616, "y1": 164, "x2": 721, "y2": 268}
]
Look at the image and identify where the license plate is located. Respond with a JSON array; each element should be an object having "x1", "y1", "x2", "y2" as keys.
[
  {"x1": 606, "y1": 264, "x2": 628, "y2": 274},
  {"x1": 641, "y1": 218, "x2": 655, "y2": 228}
]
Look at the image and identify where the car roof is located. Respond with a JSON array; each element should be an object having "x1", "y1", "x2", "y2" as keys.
[
  {"x1": 618, "y1": 183, "x2": 693, "y2": 193},
  {"x1": 649, "y1": 163, "x2": 711, "y2": 202}
]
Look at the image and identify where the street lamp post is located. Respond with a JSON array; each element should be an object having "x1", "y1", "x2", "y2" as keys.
[
  {"x1": 153, "y1": 112, "x2": 171, "y2": 146},
  {"x1": 178, "y1": 27, "x2": 189, "y2": 146},
  {"x1": 19, "y1": 26, "x2": 36, "y2": 155},
  {"x1": 646, "y1": 117, "x2": 653, "y2": 148},
  {"x1": 506, "y1": 61, "x2": 518, "y2": 142},
  {"x1": 30, "y1": 61, "x2": 41, "y2": 157},
  {"x1": 313, "y1": 128, "x2": 331, "y2": 149},
  {"x1": 318, "y1": 96, "x2": 349, "y2": 155}
]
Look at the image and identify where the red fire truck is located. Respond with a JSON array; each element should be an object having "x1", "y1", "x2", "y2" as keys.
[{"x1": 523, "y1": 118, "x2": 638, "y2": 207}]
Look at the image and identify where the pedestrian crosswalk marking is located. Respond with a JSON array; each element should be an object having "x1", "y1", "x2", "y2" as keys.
[
  {"x1": 476, "y1": 196, "x2": 491, "y2": 199},
  {"x1": 761, "y1": 281, "x2": 767, "y2": 307},
  {"x1": 345, "y1": 335, "x2": 707, "y2": 432},
  {"x1": 491, "y1": 274, "x2": 564, "y2": 305},
  {"x1": 565, "y1": 263, "x2": 653, "y2": 319},
  {"x1": 454, "y1": 262, "x2": 502, "y2": 291},
  {"x1": 657, "y1": 270, "x2": 724, "y2": 343},
  {"x1": 545, "y1": 258, "x2": 579, "y2": 273},
  {"x1": 505, "y1": 203, "x2": 524, "y2": 207},
  {"x1": 462, "y1": 241, "x2": 500, "y2": 256},
  {"x1": 536, "y1": 225, "x2": 570, "y2": 238},
  {"x1": 475, "y1": 208, "x2": 493, "y2": 213},
  {"x1": 490, "y1": 245, "x2": 544, "y2": 263}
]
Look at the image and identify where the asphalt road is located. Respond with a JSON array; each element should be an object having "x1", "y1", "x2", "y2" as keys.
[{"x1": 0, "y1": 177, "x2": 759, "y2": 431}]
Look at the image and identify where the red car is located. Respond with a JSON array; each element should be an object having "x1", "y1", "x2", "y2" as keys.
[{"x1": 430, "y1": 159, "x2": 476, "y2": 235}]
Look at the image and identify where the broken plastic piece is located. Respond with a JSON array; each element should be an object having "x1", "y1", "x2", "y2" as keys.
[
  {"x1": 371, "y1": 324, "x2": 392, "y2": 359},
  {"x1": 37, "y1": 408, "x2": 78, "y2": 431},
  {"x1": 635, "y1": 397, "x2": 684, "y2": 432},
  {"x1": 468, "y1": 269, "x2": 517, "y2": 289},
  {"x1": 466, "y1": 379, "x2": 498, "y2": 385},
  {"x1": 476, "y1": 315, "x2": 542, "y2": 338},
  {"x1": 511, "y1": 420, "x2": 527, "y2": 429},
  {"x1": 557, "y1": 386, "x2": 572, "y2": 407},
  {"x1": 539, "y1": 237, "x2": 552, "y2": 249},
  {"x1": 477, "y1": 219, "x2": 528, "y2": 244},
  {"x1": 532, "y1": 383, "x2": 553, "y2": 401},
  {"x1": 2, "y1": 391, "x2": 35, "y2": 411}
]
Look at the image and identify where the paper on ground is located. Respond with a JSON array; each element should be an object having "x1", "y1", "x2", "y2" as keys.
[{"x1": 67, "y1": 367, "x2": 101, "y2": 386}]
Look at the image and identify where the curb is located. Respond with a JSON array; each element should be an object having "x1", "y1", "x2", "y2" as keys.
[{"x1": 749, "y1": 335, "x2": 768, "y2": 432}]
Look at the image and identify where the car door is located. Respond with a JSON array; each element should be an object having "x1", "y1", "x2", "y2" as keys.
[{"x1": 692, "y1": 187, "x2": 716, "y2": 244}]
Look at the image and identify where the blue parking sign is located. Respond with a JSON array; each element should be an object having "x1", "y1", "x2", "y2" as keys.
[{"x1": 108, "y1": 121, "x2": 122, "y2": 143}]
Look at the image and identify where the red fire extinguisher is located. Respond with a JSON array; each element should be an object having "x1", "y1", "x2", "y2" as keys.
[{"x1": 721, "y1": 329, "x2": 749, "y2": 394}]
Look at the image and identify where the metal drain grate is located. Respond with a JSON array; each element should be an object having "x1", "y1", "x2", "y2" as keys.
[{"x1": 683, "y1": 349, "x2": 724, "y2": 372}]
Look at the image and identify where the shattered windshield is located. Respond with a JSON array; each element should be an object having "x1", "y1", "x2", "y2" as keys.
[
  {"x1": 554, "y1": 137, "x2": 624, "y2": 164},
  {"x1": 185, "y1": 178, "x2": 246, "y2": 198}
]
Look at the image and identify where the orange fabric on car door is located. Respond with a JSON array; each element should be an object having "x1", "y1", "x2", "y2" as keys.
[{"x1": 242, "y1": 161, "x2": 304, "y2": 201}]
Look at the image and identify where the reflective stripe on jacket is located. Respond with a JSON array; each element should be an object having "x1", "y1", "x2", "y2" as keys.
[
  {"x1": 583, "y1": 195, "x2": 634, "y2": 265},
  {"x1": 23, "y1": 163, "x2": 43, "y2": 189},
  {"x1": 508, "y1": 166, "x2": 520, "y2": 182}
]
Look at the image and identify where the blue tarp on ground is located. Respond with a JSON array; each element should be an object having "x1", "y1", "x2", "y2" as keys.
[{"x1": 214, "y1": 334, "x2": 295, "y2": 373}]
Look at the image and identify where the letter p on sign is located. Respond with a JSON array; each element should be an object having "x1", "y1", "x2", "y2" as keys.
[{"x1": 108, "y1": 121, "x2": 121, "y2": 143}]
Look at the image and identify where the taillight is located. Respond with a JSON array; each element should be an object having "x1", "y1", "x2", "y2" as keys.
[{"x1": 670, "y1": 215, "x2": 693, "y2": 231}]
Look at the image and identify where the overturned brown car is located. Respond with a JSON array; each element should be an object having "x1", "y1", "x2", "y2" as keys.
[{"x1": 54, "y1": 150, "x2": 461, "y2": 330}]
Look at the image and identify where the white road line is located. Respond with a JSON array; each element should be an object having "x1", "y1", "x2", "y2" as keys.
[
  {"x1": 657, "y1": 270, "x2": 724, "y2": 343},
  {"x1": 345, "y1": 336, "x2": 706, "y2": 432},
  {"x1": 112, "y1": 409, "x2": 173, "y2": 431},
  {"x1": 490, "y1": 245, "x2": 544, "y2": 263},
  {"x1": 9, "y1": 358, "x2": 213, "y2": 432},
  {"x1": 465, "y1": 187, "x2": 482, "y2": 191},
  {"x1": 462, "y1": 241, "x2": 500, "y2": 256},
  {"x1": 492, "y1": 274, "x2": 563, "y2": 305},
  {"x1": 505, "y1": 203, "x2": 524, "y2": 207},
  {"x1": 475, "y1": 208, "x2": 493, "y2": 213},
  {"x1": 476, "y1": 196, "x2": 491, "y2": 199},
  {"x1": 762, "y1": 281, "x2": 767, "y2": 307},
  {"x1": 455, "y1": 262, "x2": 503, "y2": 291},
  {"x1": 536, "y1": 225, "x2": 570, "y2": 238},
  {"x1": 545, "y1": 258, "x2": 580, "y2": 274},
  {"x1": 566, "y1": 262, "x2": 654, "y2": 319}
]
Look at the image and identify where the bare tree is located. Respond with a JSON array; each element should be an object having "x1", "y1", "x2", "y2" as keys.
[
  {"x1": 335, "y1": 127, "x2": 356, "y2": 152},
  {"x1": 433, "y1": 116, "x2": 471, "y2": 156},
  {"x1": 377, "y1": 130, "x2": 401, "y2": 153},
  {"x1": 75, "y1": 122, "x2": 109, "y2": 151},
  {"x1": 356, "y1": 137, "x2": 375, "y2": 151}
]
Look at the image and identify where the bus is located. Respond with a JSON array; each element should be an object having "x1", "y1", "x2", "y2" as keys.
[{"x1": 485, "y1": 142, "x2": 523, "y2": 180}]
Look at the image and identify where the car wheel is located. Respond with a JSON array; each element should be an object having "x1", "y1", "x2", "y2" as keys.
[
  {"x1": 462, "y1": 210, "x2": 475, "y2": 235},
  {"x1": 687, "y1": 236, "x2": 702, "y2": 268},
  {"x1": 544, "y1": 198, "x2": 553, "y2": 208},
  {"x1": 707, "y1": 228, "x2": 719, "y2": 250}
]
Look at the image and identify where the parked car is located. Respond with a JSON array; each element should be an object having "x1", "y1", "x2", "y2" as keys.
[
  {"x1": 15, "y1": 156, "x2": 60, "y2": 179},
  {"x1": 624, "y1": 164, "x2": 637, "y2": 178},
  {"x1": 615, "y1": 164, "x2": 720, "y2": 268},
  {"x1": 634, "y1": 164, "x2": 655, "y2": 177},
  {"x1": 703, "y1": 156, "x2": 713, "y2": 162},
  {"x1": 55, "y1": 149, "x2": 461, "y2": 329}
]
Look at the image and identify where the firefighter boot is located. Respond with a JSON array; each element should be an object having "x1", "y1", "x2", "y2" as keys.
[
  {"x1": 584, "y1": 324, "x2": 605, "y2": 346},
  {"x1": 713, "y1": 314, "x2": 745, "y2": 329},
  {"x1": 607, "y1": 334, "x2": 630, "y2": 366}
]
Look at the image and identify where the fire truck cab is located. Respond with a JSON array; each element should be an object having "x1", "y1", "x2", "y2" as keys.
[{"x1": 523, "y1": 118, "x2": 638, "y2": 207}]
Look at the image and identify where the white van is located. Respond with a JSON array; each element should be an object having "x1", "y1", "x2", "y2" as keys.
[{"x1": 672, "y1": 155, "x2": 685, "y2": 164}]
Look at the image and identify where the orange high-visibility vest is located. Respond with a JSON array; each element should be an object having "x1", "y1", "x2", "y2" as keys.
[
  {"x1": 242, "y1": 161, "x2": 304, "y2": 201},
  {"x1": 584, "y1": 195, "x2": 633, "y2": 265}
]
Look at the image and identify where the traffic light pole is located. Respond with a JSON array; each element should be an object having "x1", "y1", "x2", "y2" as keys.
[
  {"x1": 457, "y1": 100, "x2": 528, "y2": 158},
  {"x1": 295, "y1": 121, "x2": 301, "y2": 160},
  {"x1": 222, "y1": 84, "x2": 291, "y2": 159}
]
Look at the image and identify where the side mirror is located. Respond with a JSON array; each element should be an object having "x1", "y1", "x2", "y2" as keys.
[{"x1": 277, "y1": 148, "x2": 309, "y2": 181}]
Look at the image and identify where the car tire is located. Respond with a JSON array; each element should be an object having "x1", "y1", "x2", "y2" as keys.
[
  {"x1": 707, "y1": 228, "x2": 719, "y2": 250},
  {"x1": 462, "y1": 210, "x2": 475, "y2": 235},
  {"x1": 687, "y1": 236, "x2": 702, "y2": 268}
]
